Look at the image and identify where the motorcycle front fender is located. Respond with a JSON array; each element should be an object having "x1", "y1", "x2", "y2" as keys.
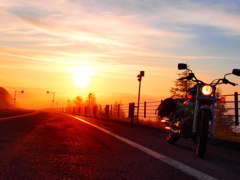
[
  {"x1": 200, "y1": 105, "x2": 212, "y2": 111},
  {"x1": 193, "y1": 104, "x2": 212, "y2": 134},
  {"x1": 200, "y1": 105, "x2": 214, "y2": 135}
]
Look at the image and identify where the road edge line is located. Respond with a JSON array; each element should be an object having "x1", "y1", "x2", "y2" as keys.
[
  {"x1": 0, "y1": 111, "x2": 38, "y2": 121},
  {"x1": 70, "y1": 115, "x2": 217, "y2": 180}
]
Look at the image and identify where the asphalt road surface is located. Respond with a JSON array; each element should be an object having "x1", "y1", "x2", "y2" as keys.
[{"x1": 0, "y1": 111, "x2": 239, "y2": 180}]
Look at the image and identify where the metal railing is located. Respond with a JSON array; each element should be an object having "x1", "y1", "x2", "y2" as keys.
[
  {"x1": 55, "y1": 92, "x2": 239, "y2": 127},
  {"x1": 221, "y1": 92, "x2": 239, "y2": 126}
]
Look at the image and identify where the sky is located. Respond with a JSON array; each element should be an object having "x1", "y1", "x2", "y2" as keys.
[{"x1": 0, "y1": 0, "x2": 240, "y2": 109}]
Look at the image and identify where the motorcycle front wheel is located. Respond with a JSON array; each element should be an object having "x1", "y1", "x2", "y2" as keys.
[
  {"x1": 195, "y1": 109, "x2": 211, "y2": 158},
  {"x1": 166, "y1": 130, "x2": 180, "y2": 144}
]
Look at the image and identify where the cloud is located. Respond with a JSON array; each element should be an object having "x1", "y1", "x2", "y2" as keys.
[
  {"x1": 1, "y1": 0, "x2": 240, "y2": 98},
  {"x1": 0, "y1": 0, "x2": 198, "y2": 75},
  {"x1": 5, "y1": 0, "x2": 189, "y2": 48},
  {"x1": 148, "y1": 1, "x2": 240, "y2": 36}
]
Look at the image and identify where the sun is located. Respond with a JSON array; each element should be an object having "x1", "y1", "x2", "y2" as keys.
[
  {"x1": 69, "y1": 66, "x2": 95, "y2": 88},
  {"x1": 73, "y1": 73, "x2": 90, "y2": 88}
]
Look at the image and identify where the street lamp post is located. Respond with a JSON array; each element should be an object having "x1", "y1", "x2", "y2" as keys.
[
  {"x1": 13, "y1": 90, "x2": 24, "y2": 109},
  {"x1": 46, "y1": 91, "x2": 55, "y2": 110},
  {"x1": 137, "y1": 71, "x2": 145, "y2": 121}
]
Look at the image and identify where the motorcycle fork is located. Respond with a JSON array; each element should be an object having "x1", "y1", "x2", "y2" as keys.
[
  {"x1": 193, "y1": 85, "x2": 200, "y2": 134},
  {"x1": 210, "y1": 87, "x2": 217, "y2": 136},
  {"x1": 193, "y1": 85, "x2": 216, "y2": 136}
]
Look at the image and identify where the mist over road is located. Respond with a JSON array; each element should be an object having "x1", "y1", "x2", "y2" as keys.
[{"x1": 0, "y1": 111, "x2": 239, "y2": 180}]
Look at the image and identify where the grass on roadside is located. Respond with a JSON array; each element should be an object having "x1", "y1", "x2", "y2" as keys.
[{"x1": 215, "y1": 130, "x2": 240, "y2": 142}]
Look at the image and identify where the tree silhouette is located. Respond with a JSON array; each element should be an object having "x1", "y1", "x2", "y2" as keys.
[
  {"x1": 170, "y1": 70, "x2": 194, "y2": 99},
  {"x1": 215, "y1": 89, "x2": 233, "y2": 132},
  {"x1": 112, "y1": 101, "x2": 125, "y2": 118},
  {"x1": 86, "y1": 93, "x2": 96, "y2": 106},
  {"x1": 74, "y1": 96, "x2": 83, "y2": 106}
]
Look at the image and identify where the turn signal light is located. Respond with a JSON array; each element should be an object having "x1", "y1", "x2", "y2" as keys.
[
  {"x1": 220, "y1": 97, "x2": 225, "y2": 102},
  {"x1": 165, "y1": 126, "x2": 171, "y2": 130},
  {"x1": 187, "y1": 94, "x2": 193, "y2": 99}
]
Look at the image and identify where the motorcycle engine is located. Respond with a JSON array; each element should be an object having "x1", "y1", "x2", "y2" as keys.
[{"x1": 181, "y1": 116, "x2": 194, "y2": 138}]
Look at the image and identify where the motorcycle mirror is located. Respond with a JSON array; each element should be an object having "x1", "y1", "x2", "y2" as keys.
[
  {"x1": 178, "y1": 63, "x2": 187, "y2": 70},
  {"x1": 232, "y1": 69, "x2": 240, "y2": 76}
]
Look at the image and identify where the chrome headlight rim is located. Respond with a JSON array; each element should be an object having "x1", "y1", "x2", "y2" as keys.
[{"x1": 201, "y1": 84, "x2": 213, "y2": 96}]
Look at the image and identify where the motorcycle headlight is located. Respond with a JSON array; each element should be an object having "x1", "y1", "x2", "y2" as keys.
[{"x1": 201, "y1": 85, "x2": 213, "y2": 96}]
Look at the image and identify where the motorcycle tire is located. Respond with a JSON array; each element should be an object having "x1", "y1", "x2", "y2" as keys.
[
  {"x1": 166, "y1": 131, "x2": 180, "y2": 144},
  {"x1": 195, "y1": 109, "x2": 210, "y2": 158}
]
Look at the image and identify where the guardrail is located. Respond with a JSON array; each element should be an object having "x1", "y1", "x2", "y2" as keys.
[
  {"x1": 55, "y1": 92, "x2": 239, "y2": 127},
  {"x1": 221, "y1": 92, "x2": 239, "y2": 126}
]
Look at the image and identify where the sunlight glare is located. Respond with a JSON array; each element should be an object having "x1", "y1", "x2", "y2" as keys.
[{"x1": 69, "y1": 66, "x2": 96, "y2": 88}]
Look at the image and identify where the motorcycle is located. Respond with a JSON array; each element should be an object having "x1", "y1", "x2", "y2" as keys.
[{"x1": 161, "y1": 63, "x2": 240, "y2": 158}]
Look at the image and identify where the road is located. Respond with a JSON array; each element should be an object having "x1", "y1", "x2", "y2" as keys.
[{"x1": 0, "y1": 111, "x2": 239, "y2": 180}]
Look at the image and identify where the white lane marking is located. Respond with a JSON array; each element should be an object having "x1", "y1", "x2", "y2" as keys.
[
  {"x1": 0, "y1": 111, "x2": 38, "y2": 121},
  {"x1": 71, "y1": 115, "x2": 217, "y2": 180}
]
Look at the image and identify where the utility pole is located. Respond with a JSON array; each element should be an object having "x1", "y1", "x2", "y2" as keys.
[
  {"x1": 13, "y1": 90, "x2": 24, "y2": 109},
  {"x1": 46, "y1": 91, "x2": 55, "y2": 110},
  {"x1": 137, "y1": 71, "x2": 145, "y2": 121}
]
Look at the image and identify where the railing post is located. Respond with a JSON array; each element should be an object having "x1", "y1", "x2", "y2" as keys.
[
  {"x1": 118, "y1": 104, "x2": 120, "y2": 116},
  {"x1": 144, "y1": 101, "x2": 146, "y2": 118},
  {"x1": 84, "y1": 106, "x2": 88, "y2": 117},
  {"x1": 110, "y1": 105, "x2": 112, "y2": 116},
  {"x1": 93, "y1": 105, "x2": 97, "y2": 117},
  {"x1": 234, "y1": 92, "x2": 239, "y2": 126},
  {"x1": 105, "y1": 105, "x2": 110, "y2": 119},
  {"x1": 100, "y1": 105, "x2": 102, "y2": 117},
  {"x1": 79, "y1": 106, "x2": 81, "y2": 116},
  {"x1": 128, "y1": 103, "x2": 135, "y2": 125}
]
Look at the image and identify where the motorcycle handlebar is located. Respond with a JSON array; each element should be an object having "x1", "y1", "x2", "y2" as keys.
[
  {"x1": 228, "y1": 81, "x2": 237, "y2": 86},
  {"x1": 178, "y1": 77, "x2": 187, "y2": 81},
  {"x1": 178, "y1": 73, "x2": 195, "y2": 81},
  {"x1": 222, "y1": 78, "x2": 237, "y2": 86},
  {"x1": 178, "y1": 67, "x2": 238, "y2": 87}
]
